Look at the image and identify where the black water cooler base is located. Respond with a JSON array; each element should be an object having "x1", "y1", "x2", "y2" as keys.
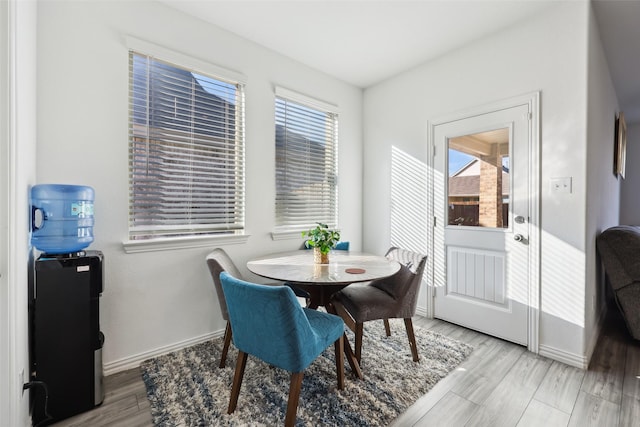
[{"x1": 31, "y1": 251, "x2": 105, "y2": 425}]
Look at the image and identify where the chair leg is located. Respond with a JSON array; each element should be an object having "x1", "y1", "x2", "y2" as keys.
[
  {"x1": 330, "y1": 299, "x2": 356, "y2": 332},
  {"x1": 228, "y1": 350, "x2": 248, "y2": 414},
  {"x1": 355, "y1": 322, "x2": 364, "y2": 364},
  {"x1": 404, "y1": 318, "x2": 419, "y2": 362},
  {"x1": 285, "y1": 372, "x2": 304, "y2": 427},
  {"x1": 383, "y1": 319, "x2": 391, "y2": 336},
  {"x1": 327, "y1": 301, "x2": 363, "y2": 379},
  {"x1": 219, "y1": 321, "x2": 232, "y2": 368},
  {"x1": 342, "y1": 332, "x2": 363, "y2": 380},
  {"x1": 334, "y1": 335, "x2": 344, "y2": 390}
]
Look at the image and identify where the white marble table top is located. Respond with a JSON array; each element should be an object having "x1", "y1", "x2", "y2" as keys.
[{"x1": 247, "y1": 250, "x2": 400, "y2": 285}]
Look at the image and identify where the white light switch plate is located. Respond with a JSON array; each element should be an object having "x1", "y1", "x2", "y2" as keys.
[{"x1": 551, "y1": 177, "x2": 572, "y2": 193}]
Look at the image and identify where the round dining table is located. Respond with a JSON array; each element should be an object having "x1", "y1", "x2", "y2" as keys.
[
  {"x1": 247, "y1": 250, "x2": 401, "y2": 309},
  {"x1": 247, "y1": 249, "x2": 400, "y2": 380}
]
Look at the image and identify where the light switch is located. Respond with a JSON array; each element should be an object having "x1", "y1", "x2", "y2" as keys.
[{"x1": 551, "y1": 177, "x2": 572, "y2": 194}]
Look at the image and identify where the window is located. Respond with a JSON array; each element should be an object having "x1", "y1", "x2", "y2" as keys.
[
  {"x1": 274, "y1": 87, "x2": 338, "y2": 231},
  {"x1": 128, "y1": 49, "x2": 245, "y2": 241},
  {"x1": 447, "y1": 128, "x2": 509, "y2": 228}
]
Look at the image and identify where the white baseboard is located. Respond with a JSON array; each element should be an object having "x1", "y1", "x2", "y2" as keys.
[
  {"x1": 584, "y1": 304, "x2": 607, "y2": 367},
  {"x1": 103, "y1": 329, "x2": 224, "y2": 376},
  {"x1": 415, "y1": 306, "x2": 428, "y2": 317},
  {"x1": 538, "y1": 344, "x2": 587, "y2": 369},
  {"x1": 542, "y1": 303, "x2": 607, "y2": 371}
]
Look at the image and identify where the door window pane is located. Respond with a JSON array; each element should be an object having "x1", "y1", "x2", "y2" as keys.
[{"x1": 447, "y1": 128, "x2": 509, "y2": 228}]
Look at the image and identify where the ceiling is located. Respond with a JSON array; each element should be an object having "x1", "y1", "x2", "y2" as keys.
[{"x1": 161, "y1": 0, "x2": 640, "y2": 124}]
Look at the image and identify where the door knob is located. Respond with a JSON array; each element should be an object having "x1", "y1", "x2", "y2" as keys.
[{"x1": 514, "y1": 234, "x2": 527, "y2": 244}]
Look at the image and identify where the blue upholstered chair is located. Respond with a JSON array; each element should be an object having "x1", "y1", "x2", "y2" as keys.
[
  {"x1": 303, "y1": 240, "x2": 350, "y2": 251},
  {"x1": 220, "y1": 272, "x2": 345, "y2": 427},
  {"x1": 334, "y1": 241, "x2": 350, "y2": 251}
]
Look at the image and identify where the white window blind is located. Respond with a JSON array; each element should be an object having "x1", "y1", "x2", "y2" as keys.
[
  {"x1": 275, "y1": 88, "x2": 338, "y2": 231},
  {"x1": 128, "y1": 51, "x2": 245, "y2": 240}
]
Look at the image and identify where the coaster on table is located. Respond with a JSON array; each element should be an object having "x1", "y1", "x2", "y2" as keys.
[{"x1": 345, "y1": 268, "x2": 366, "y2": 274}]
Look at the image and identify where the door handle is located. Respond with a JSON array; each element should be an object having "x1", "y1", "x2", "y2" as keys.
[{"x1": 514, "y1": 234, "x2": 528, "y2": 244}]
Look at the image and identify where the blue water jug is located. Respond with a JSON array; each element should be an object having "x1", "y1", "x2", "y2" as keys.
[{"x1": 31, "y1": 184, "x2": 95, "y2": 254}]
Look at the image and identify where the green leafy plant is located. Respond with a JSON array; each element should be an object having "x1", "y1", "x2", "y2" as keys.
[{"x1": 302, "y1": 223, "x2": 341, "y2": 255}]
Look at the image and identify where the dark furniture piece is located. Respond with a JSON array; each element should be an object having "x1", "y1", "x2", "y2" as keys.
[
  {"x1": 331, "y1": 247, "x2": 427, "y2": 364},
  {"x1": 219, "y1": 272, "x2": 344, "y2": 427},
  {"x1": 597, "y1": 225, "x2": 640, "y2": 340},
  {"x1": 30, "y1": 251, "x2": 105, "y2": 425}
]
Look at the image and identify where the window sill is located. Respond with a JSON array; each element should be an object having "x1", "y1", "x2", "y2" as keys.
[
  {"x1": 122, "y1": 234, "x2": 250, "y2": 254},
  {"x1": 271, "y1": 229, "x2": 304, "y2": 241},
  {"x1": 271, "y1": 229, "x2": 302, "y2": 240}
]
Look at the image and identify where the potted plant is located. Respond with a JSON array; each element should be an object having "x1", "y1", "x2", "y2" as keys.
[{"x1": 302, "y1": 222, "x2": 341, "y2": 264}]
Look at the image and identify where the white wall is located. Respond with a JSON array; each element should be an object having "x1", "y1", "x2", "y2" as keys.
[
  {"x1": 1, "y1": 0, "x2": 38, "y2": 425},
  {"x1": 584, "y1": 4, "x2": 621, "y2": 360},
  {"x1": 1, "y1": 2, "x2": 9, "y2": 420},
  {"x1": 621, "y1": 123, "x2": 640, "y2": 224},
  {"x1": 363, "y1": 2, "x2": 595, "y2": 364},
  {"x1": 36, "y1": 0, "x2": 363, "y2": 371}
]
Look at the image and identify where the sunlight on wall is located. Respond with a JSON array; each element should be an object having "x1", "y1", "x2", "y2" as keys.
[
  {"x1": 390, "y1": 146, "x2": 428, "y2": 254},
  {"x1": 541, "y1": 230, "x2": 585, "y2": 327}
]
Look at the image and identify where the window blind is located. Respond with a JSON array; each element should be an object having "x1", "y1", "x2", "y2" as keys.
[
  {"x1": 275, "y1": 91, "x2": 338, "y2": 231},
  {"x1": 128, "y1": 51, "x2": 245, "y2": 240}
]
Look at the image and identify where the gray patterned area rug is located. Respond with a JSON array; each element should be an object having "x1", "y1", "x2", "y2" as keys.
[{"x1": 141, "y1": 319, "x2": 473, "y2": 426}]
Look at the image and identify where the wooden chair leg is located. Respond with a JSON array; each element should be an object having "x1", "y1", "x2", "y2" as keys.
[
  {"x1": 228, "y1": 350, "x2": 248, "y2": 414},
  {"x1": 327, "y1": 301, "x2": 363, "y2": 379},
  {"x1": 330, "y1": 300, "x2": 356, "y2": 332},
  {"x1": 383, "y1": 319, "x2": 391, "y2": 336},
  {"x1": 355, "y1": 322, "x2": 364, "y2": 364},
  {"x1": 285, "y1": 372, "x2": 304, "y2": 427},
  {"x1": 334, "y1": 335, "x2": 344, "y2": 390},
  {"x1": 404, "y1": 318, "x2": 419, "y2": 362},
  {"x1": 342, "y1": 332, "x2": 363, "y2": 380},
  {"x1": 219, "y1": 321, "x2": 232, "y2": 368}
]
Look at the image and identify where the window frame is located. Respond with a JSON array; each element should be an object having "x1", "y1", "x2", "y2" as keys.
[
  {"x1": 272, "y1": 86, "x2": 339, "y2": 239},
  {"x1": 123, "y1": 37, "x2": 248, "y2": 253}
]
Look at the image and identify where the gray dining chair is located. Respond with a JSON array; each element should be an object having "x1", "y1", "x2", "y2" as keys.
[
  {"x1": 331, "y1": 247, "x2": 427, "y2": 363},
  {"x1": 205, "y1": 248, "x2": 247, "y2": 368}
]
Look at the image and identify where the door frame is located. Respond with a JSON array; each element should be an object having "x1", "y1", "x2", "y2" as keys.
[
  {"x1": 1, "y1": 0, "x2": 14, "y2": 421},
  {"x1": 1, "y1": 0, "x2": 12, "y2": 422},
  {"x1": 425, "y1": 92, "x2": 540, "y2": 353}
]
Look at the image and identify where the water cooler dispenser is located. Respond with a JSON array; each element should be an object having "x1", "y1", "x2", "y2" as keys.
[{"x1": 29, "y1": 184, "x2": 105, "y2": 425}]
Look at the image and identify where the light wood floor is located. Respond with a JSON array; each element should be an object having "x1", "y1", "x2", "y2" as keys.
[{"x1": 51, "y1": 309, "x2": 640, "y2": 427}]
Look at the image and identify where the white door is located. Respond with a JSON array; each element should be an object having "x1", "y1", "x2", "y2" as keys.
[{"x1": 432, "y1": 101, "x2": 536, "y2": 346}]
